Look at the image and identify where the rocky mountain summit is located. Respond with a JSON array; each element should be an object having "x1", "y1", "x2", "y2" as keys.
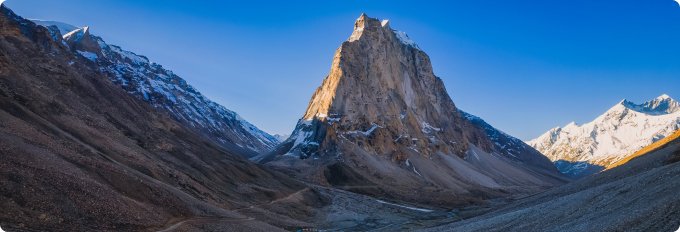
[
  {"x1": 262, "y1": 14, "x2": 565, "y2": 206},
  {"x1": 528, "y1": 94, "x2": 680, "y2": 178},
  {"x1": 33, "y1": 20, "x2": 278, "y2": 155}
]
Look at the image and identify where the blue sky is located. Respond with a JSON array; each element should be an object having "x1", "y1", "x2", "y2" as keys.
[{"x1": 6, "y1": 0, "x2": 680, "y2": 140}]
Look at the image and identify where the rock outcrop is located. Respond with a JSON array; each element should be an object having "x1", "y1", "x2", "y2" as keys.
[
  {"x1": 262, "y1": 14, "x2": 566, "y2": 206},
  {"x1": 426, "y1": 128, "x2": 680, "y2": 232}
]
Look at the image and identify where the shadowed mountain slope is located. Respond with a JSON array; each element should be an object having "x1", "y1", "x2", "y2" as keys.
[
  {"x1": 424, "y1": 129, "x2": 680, "y2": 232},
  {"x1": 0, "y1": 6, "x2": 320, "y2": 231},
  {"x1": 33, "y1": 19, "x2": 278, "y2": 156}
]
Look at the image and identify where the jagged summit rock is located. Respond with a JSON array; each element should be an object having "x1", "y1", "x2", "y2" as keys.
[
  {"x1": 262, "y1": 14, "x2": 565, "y2": 206},
  {"x1": 528, "y1": 94, "x2": 680, "y2": 178},
  {"x1": 293, "y1": 13, "x2": 485, "y2": 160}
]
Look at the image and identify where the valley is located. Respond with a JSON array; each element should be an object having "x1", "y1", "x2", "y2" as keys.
[{"x1": 0, "y1": 2, "x2": 678, "y2": 232}]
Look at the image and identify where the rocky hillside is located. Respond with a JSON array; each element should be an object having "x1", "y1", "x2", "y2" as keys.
[
  {"x1": 261, "y1": 14, "x2": 566, "y2": 207},
  {"x1": 528, "y1": 94, "x2": 680, "y2": 178},
  {"x1": 0, "y1": 6, "x2": 317, "y2": 231},
  {"x1": 32, "y1": 20, "x2": 278, "y2": 155},
  {"x1": 424, "y1": 128, "x2": 680, "y2": 232}
]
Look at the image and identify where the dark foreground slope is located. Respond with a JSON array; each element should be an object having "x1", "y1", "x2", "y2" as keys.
[
  {"x1": 423, "y1": 130, "x2": 680, "y2": 232},
  {"x1": 0, "y1": 6, "x2": 321, "y2": 231}
]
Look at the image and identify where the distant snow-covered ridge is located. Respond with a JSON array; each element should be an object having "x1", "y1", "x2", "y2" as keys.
[
  {"x1": 528, "y1": 94, "x2": 680, "y2": 178},
  {"x1": 33, "y1": 20, "x2": 279, "y2": 155}
]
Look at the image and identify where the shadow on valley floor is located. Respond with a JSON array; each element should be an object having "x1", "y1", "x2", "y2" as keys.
[
  {"x1": 553, "y1": 160, "x2": 605, "y2": 179},
  {"x1": 666, "y1": 150, "x2": 680, "y2": 164}
]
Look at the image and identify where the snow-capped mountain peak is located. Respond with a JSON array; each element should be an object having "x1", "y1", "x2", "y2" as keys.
[
  {"x1": 528, "y1": 94, "x2": 680, "y2": 178},
  {"x1": 657, "y1": 93, "x2": 671, "y2": 100},
  {"x1": 622, "y1": 94, "x2": 679, "y2": 115},
  {"x1": 33, "y1": 20, "x2": 279, "y2": 155}
]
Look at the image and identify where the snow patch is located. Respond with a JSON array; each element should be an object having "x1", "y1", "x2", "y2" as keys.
[
  {"x1": 375, "y1": 200, "x2": 434, "y2": 212},
  {"x1": 421, "y1": 122, "x2": 442, "y2": 133},
  {"x1": 348, "y1": 27, "x2": 363, "y2": 42},
  {"x1": 273, "y1": 134, "x2": 290, "y2": 142},
  {"x1": 346, "y1": 123, "x2": 382, "y2": 136},
  {"x1": 412, "y1": 165, "x2": 422, "y2": 177},
  {"x1": 77, "y1": 50, "x2": 98, "y2": 61},
  {"x1": 290, "y1": 127, "x2": 315, "y2": 151},
  {"x1": 109, "y1": 45, "x2": 149, "y2": 65},
  {"x1": 31, "y1": 20, "x2": 79, "y2": 35},
  {"x1": 348, "y1": 16, "x2": 365, "y2": 43},
  {"x1": 148, "y1": 79, "x2": 177, "y2": 103},
  {"x1": 394, "y1": 30, "x2": 419, "y2": 49},
  {"x1": 63, "y1": 26, "x2": 89, "y2": 41},
  {"x1": 405, "y1": 159, "x2": 423, "y2": 176}
]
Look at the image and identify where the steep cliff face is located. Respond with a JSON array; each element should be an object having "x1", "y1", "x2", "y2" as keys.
[
  {"x1": 262, "y1": 14, "x2": 565, "y2": 206},
  {"x1": 34, "y1": 20, "x2": 279, "y2": 156},
  {"x1": 281, "y1": 14, "x2": 490, "y2": 161}
]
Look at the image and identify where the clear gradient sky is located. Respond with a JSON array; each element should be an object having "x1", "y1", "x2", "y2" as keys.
[{"x1": 5, "y1": 0, "x2": 680, "y2": 140}]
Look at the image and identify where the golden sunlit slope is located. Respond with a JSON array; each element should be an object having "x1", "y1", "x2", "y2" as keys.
[{"x1": 606, "y1": 129, "x2": 680, "y2": 170}]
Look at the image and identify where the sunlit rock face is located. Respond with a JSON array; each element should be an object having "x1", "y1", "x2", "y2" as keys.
[
  {"x1": 261, "y1": 14, "x2": 566, "y2": 206},
  {"x1": 289, "y1": 13, "x2": 489, "y2": 160}
]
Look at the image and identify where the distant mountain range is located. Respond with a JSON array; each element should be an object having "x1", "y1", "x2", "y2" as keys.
[
  {"x1": 528, "y1": 94, "x2": 680, "y2": 178},
  {"x1": 428, "y1": 117, "x2": 680, "y2": 232}
]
